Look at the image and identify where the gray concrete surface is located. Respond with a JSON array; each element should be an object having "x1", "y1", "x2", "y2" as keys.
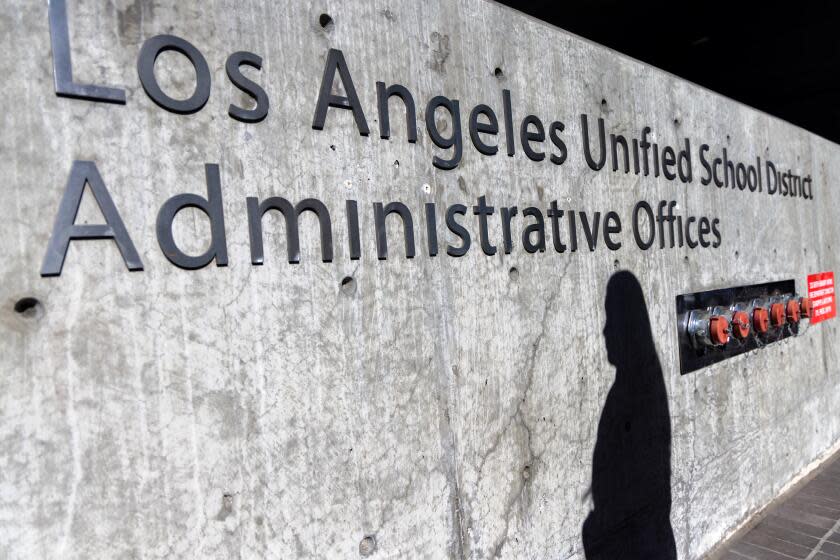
[{"x1": 0, "y1": 0, "x2": 838, "y2": 558}]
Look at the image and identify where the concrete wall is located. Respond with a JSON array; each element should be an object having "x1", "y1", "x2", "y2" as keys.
[{"x1": 1, "y1": 0, "x2": 838, "y2": 558}]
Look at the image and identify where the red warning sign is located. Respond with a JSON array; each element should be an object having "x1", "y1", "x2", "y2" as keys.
[{"x1": 807, "y1": 272, "x2": 836, "y2": 324}]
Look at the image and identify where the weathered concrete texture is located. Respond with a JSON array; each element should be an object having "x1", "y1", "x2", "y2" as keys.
[{"x1": 0, "y1": 0, "x2": 838, "y2": 558}]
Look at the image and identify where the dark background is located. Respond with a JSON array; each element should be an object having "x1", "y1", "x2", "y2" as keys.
[{"x1": 498, "y1": 1, "x2": 840, "y2": 144}]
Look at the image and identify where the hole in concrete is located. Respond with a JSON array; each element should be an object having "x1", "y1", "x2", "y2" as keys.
[
  {"x1": 509, "y1": 267, "x2": 519, "y2": 281},
  {"x1": 673, "y1": 118, "x2": 680, "y2": 126},
  {"x1": 329, "y1": 144, "x2": 336, "y2": 151},
  {"x1": 340, "y1": 276, "x2": 356, "y2": 296},
  {"x1": 319, "y1": 13, "x2": 334, "y2": 30},
  {"x1": 613, "y1": 259, "x2": 620, "y2": 270},
  {"x1": 359, "y1": 535, "x2": 377, "y2": 557},
  {"x1": 494, "y1": 67, "x2": 504, "y2": 78},
  {"x1": 735, "y1": 250, "x2": 739, "y2": 258},
  {"x1": 14, "y1": 297, "x2": 42, "y2": 318},
  {"x1": 523, "y1": 465, "x2": 531, "y2": 480},
  {"x1": 393, "y1": 159, "x2": 399, "y2": 167},
  {"x1": 216, "y1": 493, "x2": 235, "y2": 521},
  {"x1": 601, "y1": 98, "x2": 607, "y2": 106},
  {"x1": 683, "y1": 255, "x2": 689, "y2": 263}
]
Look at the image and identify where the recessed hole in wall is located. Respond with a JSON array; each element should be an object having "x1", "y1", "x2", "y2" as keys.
[
  {"x1": 14, "y1": 297, "x2": 41, "y2": 318},
  {"x1": 600, "y1": 98, "x2": 607, "y2": 106},
  {"x1": 216, "y1": 493, "x2": 234, "y2": 521},
  {"x1": 394, "y1": 159, "x2": 399, "y2": 167},
  {"x1": 523, "y1": 465, "x2": 531, "y2": 480},
  {"x1": 673, "y1": 118, "x2": 680, "y2": 125},
  {"x1": 319, "y1": 13, "x2": 334, "y2": 30},
  {"x1": 329, "y1": 144, "x2": 336, "y2": 151},
  {"x1": 359, "y1": 535, "x2": 377, "y2": 557},
  {"x1": 735, "y1": 250, "x2": 739, "y2": 258},
  {"x1": 509, "y1": 267, "x2": 519, "y2": 281},
  {"x1": 340, "y1": 276, "x2": 356, "y2": 296},
  {"x1": 613, "y1": 259, "x2": 620, "y2": 270},
  {"x1": 494, "y1": 67, "x2": 503, "y2": 78},
  {"x1": 683, "y1": 255, "x2": 689, "y2": 263}
]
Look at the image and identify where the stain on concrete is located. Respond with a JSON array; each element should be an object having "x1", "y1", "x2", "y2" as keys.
[{"x1": 428, "y1": 32, "x2": 451, "y2": 74}]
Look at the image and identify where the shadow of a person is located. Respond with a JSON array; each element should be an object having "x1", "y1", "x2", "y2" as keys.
[{"x1": 582, "y1": 271, "x2": 677, "y2": 559}]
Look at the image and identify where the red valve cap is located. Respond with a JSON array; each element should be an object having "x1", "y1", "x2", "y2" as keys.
[
  {"x1": 731, "y1": 310, "x2": 750, "y2": 339},
  {"x1": 770, "y1": 302, "x2": 786, "y2": 327},
  {"x1": 709, "y1": 315, "x2": 730, "y2": 346},
  {"x1": 800, "y1": 297, "x2": 813, "y2": 318},
  {"x1": 786, "y1": 299, "x2": 800, "y2": 323},
  {"x1": 753, "y1": 307, "x2": 770, "y2": 333}
]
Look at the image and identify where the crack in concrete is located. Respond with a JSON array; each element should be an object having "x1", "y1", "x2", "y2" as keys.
[{"x1": 487, "y1": 288, "x2": 561, "y2": 558}]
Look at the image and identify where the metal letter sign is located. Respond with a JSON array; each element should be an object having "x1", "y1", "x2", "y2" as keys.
[{"x1": 48, "y1": 0, "x2": 126, "y2": 103}]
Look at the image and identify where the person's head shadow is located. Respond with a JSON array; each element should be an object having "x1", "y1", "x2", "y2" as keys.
[{"x1": 582, "y1": 270, "x2": 677, "y2": 560}]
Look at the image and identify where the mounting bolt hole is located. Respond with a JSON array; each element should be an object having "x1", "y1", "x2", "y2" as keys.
[
  {"x1": 359, "y1": 535, "x2": 377, "y2": 556},
  {"x1": 14, "y1": 297, "x2": 42, "y2": 318},
  {"x1": 319, "y1": 13, "x2": 334, "y2": 30},
  {"x1": 340, "y1": 276, "x2": 356, "y2": 296}
]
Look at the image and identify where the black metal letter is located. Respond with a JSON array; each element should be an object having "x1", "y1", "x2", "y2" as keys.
[
  {"x1": 502, "y1": 89, "x2": 515, "y2": 157},
  {"x1": 137, "y1": 35, "x2": 211, "y2": 114},
  {"x1": 472, "y1": 195, "x2": 497, "y2": 255},
  {"x1": 41, "y1": 161, "x2": 142, "y2": 276},
  {"x1": 446, "y1": 204, "x2": 471, "y2": 257},
  {"x1": 346, "y1": 200, "x2": 361, "y2": 260},
  {"x1": 156, "y1": 164, "x2": 228, "y2": 269},
  {"x1": 580, "y1": 114, "x2": 606, "y2": 171},
  {"x1": 226, "y1": 51, "x2": 269, "y2": 123},
  {"x1": 246, "y1": 197, "x2": 333, "y2": 264},
  {"x1": 426, "y1": 96, "x2": 463, "y2": 170},
  {"x1": 521, "y1": 207, "x2": 546, "y2": 253},
  {"x1": 469, "y1": 104, "x2": 499, "y2": 156},
  {"x1": 312, "y1": 49, "x2": 369, "y2": 135},
  {"x1": 48, "y1": 0, "x2": 126, "y2": 103},
  {"x1": 632, "y1": 201, "x2": 655, "y2": 250},
  {"x1": 425, "y1": 202, "x2": 438, "y2": 257},
  {"x1": 373, "y1": 202, "x2": 415, "y2": 260},
  {"x1": 376, "y1": 82, "x2": 416, "y2": 142},
  {"x1": 520, "y1": 115, "x2": 546, "y2": 162}
]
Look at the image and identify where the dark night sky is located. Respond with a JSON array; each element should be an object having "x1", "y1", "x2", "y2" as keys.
[{"x1": 498, "y1": 1, "x2": 840, "y2": 144}]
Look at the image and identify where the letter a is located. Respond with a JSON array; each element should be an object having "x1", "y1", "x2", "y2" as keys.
[
  {"x1": 312, "y1": 48, "x2": 369, "y2": 135},
  {"x1": 41, "y1": 161, "x2": 143, "y2": 276}
]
